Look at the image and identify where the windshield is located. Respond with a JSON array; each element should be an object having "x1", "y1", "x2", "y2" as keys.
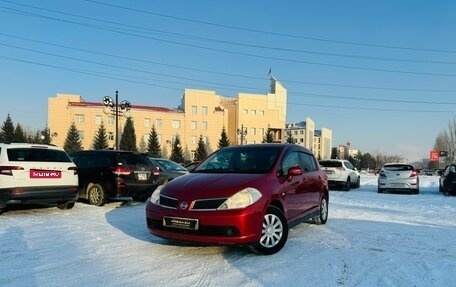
[
  {"x1": 154, "y1": 159, "x2": 187, "y2": 171},
  {"x1": 193, "y1": 146, "x2": 280, "y2": 174}
]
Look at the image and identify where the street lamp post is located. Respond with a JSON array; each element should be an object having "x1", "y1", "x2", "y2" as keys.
[
  {"x1": 103, "y1": 91, "x2": 132, "y2": 150},
  {"x1": 237, "y1": 124, "x2": 247, "y2": 145}
]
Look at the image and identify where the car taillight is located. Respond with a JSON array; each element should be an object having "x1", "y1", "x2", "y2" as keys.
[
  {"x1": 0, "y1": 166, "x2": 24, "y2": 176},
  {"x1": 111, "y1": 166, "x2": 132, "y2": 175},
  {"x1": 409, "y1": 170, "x2": 418, "y2": 178},
  {"x1": 153, "y1": 166, "x2": 160, "y2": 176},
  {"x1": 68, "y1": 166, "x2": 78, "y2": 175}
]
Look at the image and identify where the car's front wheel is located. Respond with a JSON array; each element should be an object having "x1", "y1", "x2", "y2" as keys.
[
  {"x1": 87, "y1": 183, "x2": 107, "y2": 206},
  {"x1": 250, "y1": 206, "x2": 288, "y2": 255}
]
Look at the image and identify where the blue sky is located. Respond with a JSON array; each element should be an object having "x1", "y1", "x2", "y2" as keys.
[{"x1": 1, "y1": 0, "x2": 455, "y2": 162}]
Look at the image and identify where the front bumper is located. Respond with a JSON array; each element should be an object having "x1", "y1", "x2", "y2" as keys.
[{"x1": 145, "y1": 202, "x2": 264, "y2": 245}]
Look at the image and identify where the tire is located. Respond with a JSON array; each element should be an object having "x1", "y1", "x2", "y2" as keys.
[
  {"x1": 87, "y1": 183, "x2": 107, "y2": 206},
  {"x1": 377, "y1": 188, "x2": 384, "y2": 193},
  {"x1": 443, "y1": 185, "x2": 450, "y2": 196},
  {"x1": 314, "y1": 195, "x2": 328, "y2": 225},
  {"x1": 57, "y1": 201, "x2": 75, "y2": 210},
  {"x1": 354, "y1": 176, "x2": 360, "y2": 188},
  {"x1": 250, "y1": 206, "x2": 288, "y2": 255},
  {"x1": 132, "y1": 195, "x2": 148, "y2": 202},
  {"x1": 343, "y1": 178, "x2": 351, "y2": 191}
]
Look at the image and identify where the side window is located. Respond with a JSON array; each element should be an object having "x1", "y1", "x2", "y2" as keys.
[
  {"x1": 279, "y1": 151, "x2": 301, "y2": 177},
  {"x1": 300, "y1": 152, "x2": 317, "y2": 172}
]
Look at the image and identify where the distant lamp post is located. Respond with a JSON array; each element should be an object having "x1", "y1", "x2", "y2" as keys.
[
  {"x1": 103, "y1": 91, "x2": 132, "y2": 150},
  {"x1": 237, "y1": 124, "x2": 247, "y2": 145}
]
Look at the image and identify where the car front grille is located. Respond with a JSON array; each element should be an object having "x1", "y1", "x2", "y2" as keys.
[{"x1": 159, "y1": 195, "x2": 228, "y2": 211}]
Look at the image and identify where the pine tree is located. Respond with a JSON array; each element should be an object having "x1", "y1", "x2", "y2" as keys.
[
  {"x1": 262, "y1": 128, "x2": 274, "y2": 143},
  {"x1": 63, "y1": 122, "x2": 83, "y2": 153},
  {"x1": 147, "y1": 125, "x2": 162, "y2": 157},
  {"x1": 119, "y1": 118, "x2": 137, "y2": 151},
  {"x1": 0, "y1": 114, "x2": 15, "y2": 142},
  {"x1": 170, "y1": 135, "x2": 184, "y2": 163},
  {"x1": 285, "y1": 131, "x2": 294, "y2": 144},
  {"x1": 92, "y1": 121, "x2": 109, "y2": 150},
  {"x1": 217, "y1": 126, "x2": 230, "y2": 149},
  {"x1": 194, "y1": 135, "x2": 208, "y2": 161},
  {"x1": 13, "y1": 123, "x2": 27, "y2": 143}
]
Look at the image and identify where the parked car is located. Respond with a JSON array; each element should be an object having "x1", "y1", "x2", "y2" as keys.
[
  {"x1": 0, "y1": 143, "x2": 78, "y2": 214},
  {"x1": 319, "y1": 159, "x2": 360, "y2": 191},
  {"x1": 439, "y1": 164, "x2": 456, "y2": 196},
  {"x1": 149, "y1": 158, "x2": 188, "y2": 185},
  {"x1": 377, "y1": 163, "x2": 419, "y2": 194},
  {"x1": 145, "y1": 143, "x2": 329, "y2": 255},
  {"x1": 184, "y1": 161, "x2": 201, "y2": 171},
  {"x1": 69, "y1": 150, "x2": 160, "y2": 206}
]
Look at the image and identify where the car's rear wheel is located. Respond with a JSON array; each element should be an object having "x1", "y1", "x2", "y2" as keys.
[
  {"x1": 250, "y1": 206, "x2": 288, "y2": 255},
  {"x1": 377, "y1": 187, "x2": 384, "y2": 193},
  {"x1": 343, "y1": 178, "x2": 351, "y2": 191},
  {"x1": 132, "y1": 195, "x2": 148, "y2": 202},
  {"x1": 57, "y1": 201, "x2": 75, "y2": 210},
  {"x1": 87, "y1": 183, "x2": 107, "y2": 206},
  {"x1": 314, "y1": 195, "x2": 328, "y2": 225}
]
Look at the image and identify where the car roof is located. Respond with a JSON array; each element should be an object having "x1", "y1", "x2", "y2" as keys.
[{"x1": 0, "y1": 142, "x2": 62, "y2": 150}]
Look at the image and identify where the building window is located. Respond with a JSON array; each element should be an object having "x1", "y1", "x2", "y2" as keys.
[
  {"x1": 201, "y1": 121, "x2": 208, "y2": 130},
  {"x1": 156, "y1": 119, "x2": 162, "y2": 128},
  {"x1": 144, "y1": 118, "x2": 151, "y2": 128},
  {"x1": 250, "y1": 128, "x2": 256, "y2": 135},
  {"x1": 143, "y1": 134, "x2": 148, "y2": 143},
  {"x1": 242, "y1": 109, "x2": 248, "y2": 115},
  {"x1": 203, "y1": 136, "x2": 208, "y2": 144},
  {"x1": 107, "y1": 116, "x2": 114, "y2": 125},
  {"x1": 191, "y1": 136, "x2": 197, "y2": 144},
  {"x1": 75, "y1": 114, "x2": 84, "y2": 124},
  {"x1": 300, "y1": 130, "x2": 304, "y2": 135},
  {"x1": 191, "y1": 121, "x2": 197, "y2": 130},
  {"x1": 259, "y1": 110, "x2": 265, "y2": 115},
  {"x1": 192, "y1": 106, "x2": 197, "y2": 115},
  {"x1": 259, "y1": 128, "x2": 264, "y2": 135},
  {"x1": 172, "y1": 120, "x2": 181, "y2": 129},
  {"x1": 78, "y1": 131, "x2": 85, "y2": 140},
  {"x1": 294, "y1": 130, "x2": 298, "y2": 135},
  {"x1": 250, "y1": 109, "x2": 256, "y2": 115},
  {"x1": 202, "y1": 106, "x2": 208, "y2": 116},
  {"x1": 108, "y1": 132, "x2": 114, "y2": 141},
  {"x1": 95, "y1": 115, "x2": 102, "y2": 125}
]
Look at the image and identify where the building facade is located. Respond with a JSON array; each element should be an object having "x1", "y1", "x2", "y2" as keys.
[
  {"x1": 47, "y1": 78, "x2": 288, "y2": 159},
  {"x1": 284, "y1": 118, "x2": 333, "y2": 160}
]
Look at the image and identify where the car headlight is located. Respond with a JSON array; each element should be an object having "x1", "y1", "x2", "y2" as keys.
[
  {"x1": 149, "y1": 185, "x2": 163, "y2": 205},
  {"x1": 218, "y1": 187, "x2": 262, "y2": 210}
]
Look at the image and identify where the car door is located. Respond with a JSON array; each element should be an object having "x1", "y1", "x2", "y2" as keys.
[
  {"x1": 279, "y1": 149, "x2": 313, "y2": 221},
  {"x1": 299, "y1": 152, "x2": 323, "y2": 209}
]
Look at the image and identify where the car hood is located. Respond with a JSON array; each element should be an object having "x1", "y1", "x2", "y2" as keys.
[{"x1": 161, "y1": 173, "x2": 267, "y2": 200}]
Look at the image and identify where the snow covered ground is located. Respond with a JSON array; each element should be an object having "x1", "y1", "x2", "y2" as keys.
[{"x1": 0, "y1": 174, "x2": 455, "y2": 287}]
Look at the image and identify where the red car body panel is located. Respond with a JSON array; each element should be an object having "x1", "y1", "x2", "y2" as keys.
[{"x1": 145, "y1": 144, "x2": 328, "y2": 247}]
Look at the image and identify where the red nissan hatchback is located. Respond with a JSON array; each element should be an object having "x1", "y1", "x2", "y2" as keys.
[{"x1": 145, "y1": 144, "x2": 329, "y2": 255}]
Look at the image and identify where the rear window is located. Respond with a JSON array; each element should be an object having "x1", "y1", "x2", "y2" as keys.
[
  {"x1": 7, "y1": 148, "x2": 72, "y2": 162},
  {"x1": 319, "y1": 161, "x2": 342, "y2": 168},
  {"x1": 383, "y1": 164, "x2": 413, "y2": 171},
  {"x1": 118, "y1": 154, "x2": 153, "y2": 167}
]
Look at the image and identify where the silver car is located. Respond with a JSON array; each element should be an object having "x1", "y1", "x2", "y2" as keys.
[
  {"x1": 377, "y1": 163, "x2": 419, "y2": 194},
  {"x1": 319, "y1": 159, "x2": 360, "y2": 191}
]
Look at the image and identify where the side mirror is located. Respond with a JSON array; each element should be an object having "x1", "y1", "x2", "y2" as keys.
[{"x1": 287, "y1": 166, "x2": 303, "y2": 181}]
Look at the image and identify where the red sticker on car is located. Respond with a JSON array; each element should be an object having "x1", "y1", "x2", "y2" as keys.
[{"x1": 30, "y1": 170, "x2": 62, "y2": 178}]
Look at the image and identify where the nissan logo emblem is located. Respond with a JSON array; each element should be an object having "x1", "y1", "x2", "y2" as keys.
[{"x1": 180, "y1": 202, "x2": 188, "y2": 210}]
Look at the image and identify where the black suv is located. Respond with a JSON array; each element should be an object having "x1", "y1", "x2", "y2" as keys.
[{"x1": 69, "y1": 150, "x2": 160, "y2": 206}]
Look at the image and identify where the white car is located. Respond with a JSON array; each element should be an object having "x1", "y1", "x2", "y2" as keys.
[
  {"x1": 0, "y1": 143, "x2": 79, "y2": 214},
  {"x1": 377, "y1": 163, "x2": 419, "y2": 194},
  {"x1": 319, "y1": 159, "x2": 360, "y2": 191}
]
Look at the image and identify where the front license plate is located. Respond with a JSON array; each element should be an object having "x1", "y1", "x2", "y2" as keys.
[
  {"x1": 163, "y1": 216, "x2": 199, "y2": 230},
  {"x1": 137, "y1": 173, "x2": 148, "y2": 180}
]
